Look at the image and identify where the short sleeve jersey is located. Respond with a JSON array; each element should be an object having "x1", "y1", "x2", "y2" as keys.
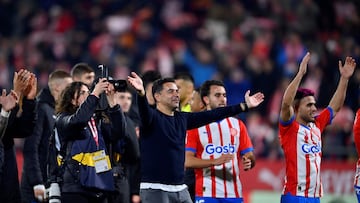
[
  {"x1": 186, "y1": 117, "x2": 253, "y2": 198},
  {"x1": 279, "y1": 107, "x2": 333, "y2": 197}
]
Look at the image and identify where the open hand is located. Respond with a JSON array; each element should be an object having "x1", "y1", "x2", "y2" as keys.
[
  {"x1": 298, "y1": 52, "x2": 311, "y2": 76},
  {"x1": 127, "y1": 72, "x2": 145, "y2": 96},
  {"x1": 244, "y1": 90, "x2": 265, "y2": 108},
  {"x1": 339, "y1": 56, "x2": 356, "y2": 79}
]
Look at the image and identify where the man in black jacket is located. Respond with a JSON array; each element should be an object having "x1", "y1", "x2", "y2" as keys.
[
  {"x1": 21, "y1": 70, "x2": 72, "y2": 203},
  {"x1": 110, "y1": 87, "x2": 141, "y2": 203},
  {"x1": 0, "y1": 69, "x2": 37, "y2": 203}
]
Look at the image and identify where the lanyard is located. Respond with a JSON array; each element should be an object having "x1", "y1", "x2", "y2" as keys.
[{"x1": 88, "y1": 117, "x2": 99, "y2": 147}]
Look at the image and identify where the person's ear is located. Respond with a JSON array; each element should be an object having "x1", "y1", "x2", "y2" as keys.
[
  {"x1": 203, "y1": 96, "x2": 210, "y2": 106},
  {"x1": 154, "y1": 92, "x2": 160, "y2": 103}
]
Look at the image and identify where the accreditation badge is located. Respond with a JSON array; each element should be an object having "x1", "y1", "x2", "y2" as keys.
[{"x1": 92, "y1": 150, "x2": 112, "y2": 173}]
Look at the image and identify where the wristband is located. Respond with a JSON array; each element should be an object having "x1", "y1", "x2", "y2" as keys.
[
  {"x1": 1, "y1": 108, "x2": 10, "y2": 117},
  {"x1": 241, "y1": 102, "x2": 249, "y2": 112}
]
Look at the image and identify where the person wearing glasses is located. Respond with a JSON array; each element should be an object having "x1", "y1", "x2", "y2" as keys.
[{"x1": 55, "y1": 79, "x2": 126, "y2": 203}]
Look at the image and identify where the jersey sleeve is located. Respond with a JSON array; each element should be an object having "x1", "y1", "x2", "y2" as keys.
[
  {"x1": 315, "y1": 107, "x2": 333, "y2": 132},
  {"x1": 186, "y1": 128, "x2": 199, "y2": 154},
  {"x1": 238, "y1": 120, "x2": 254, "y2": 155}
]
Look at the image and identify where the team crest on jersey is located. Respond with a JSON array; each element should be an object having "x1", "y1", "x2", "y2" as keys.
[{"x1": 230, "y1": 127, "x2": 238, "y2": 137}]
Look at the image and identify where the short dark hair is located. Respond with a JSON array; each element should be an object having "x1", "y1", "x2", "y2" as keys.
[
  {"x1": 142, "y1": 70, "x2": 161, "y2": 89},
  {"x1": 295, "y1": 88, "x2": 315, "y2": 100},
  {"x1": 71, "y1": 63, "x2": 94, "y2": 78},
  {"x1": 174, "y1": 72, "x2": 194, "y2": 84},
  {"x1": 199, "y1": 80, "x2": 225, "y2": 104},
  {"x1": 152, "y1": 78, "x2": 176, "y2": 101}
]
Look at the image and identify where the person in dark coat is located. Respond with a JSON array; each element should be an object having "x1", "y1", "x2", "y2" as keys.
[
  {"x1": 20, "y1": 70, "x2": 72, "y2": 203},
  {"x1": 0, "y1": 69, "x2": 37, "y2": 203},
  {"x1": 0, "y1": 90, "x2": 18, "y2": 137},
  {"x1": 109, "y1": 88, "x2": 141, "y2": 203},
  {"x1": 0, "y1": 89, "x2": 19, "y2": 183},
  {"x1": 55, "y1": 79, "x2": 126, "y2": 203}
]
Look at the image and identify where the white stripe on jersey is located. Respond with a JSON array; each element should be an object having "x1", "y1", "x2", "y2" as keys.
[
  {"x1": 280, "y1": 108, "x2": 332, "y2": 198},
  {"x1": 197, "y1": 117, "x2": 244, "y2": 198},
  {"x1": 295, "y1": 123, "x2": 322, "y2": 197}
]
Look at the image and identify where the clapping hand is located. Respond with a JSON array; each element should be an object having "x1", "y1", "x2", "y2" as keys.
[{"x1": 0, "y1": 89, "x2": 18, "y2": 112}]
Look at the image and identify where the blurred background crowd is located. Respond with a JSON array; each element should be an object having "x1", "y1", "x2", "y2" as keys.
[{"x1": 0, "y1": 0, "x2": 359, "y2": 161}]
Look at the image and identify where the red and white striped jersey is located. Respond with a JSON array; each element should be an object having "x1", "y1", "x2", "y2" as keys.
[
  {"x1": 279, "y1": 107, "x2": 333, "y2": 198},
  {"x1": 186, "y1": 117, "x2": 253, "y2": 198},
  {"x1": 353, "y1": 109, "x2": 360, "y2": 187}
]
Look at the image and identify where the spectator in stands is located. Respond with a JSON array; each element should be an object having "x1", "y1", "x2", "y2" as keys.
[{"x1": 278, "y1": 53, "x2": 356, "y2": 203}]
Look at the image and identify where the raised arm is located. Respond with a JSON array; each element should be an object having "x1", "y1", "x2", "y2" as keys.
[
  {"x1": 280, "y1": 52, "x2": 310, "y2": 122},
  {"x1": 127, "y1": 72, "x2": 145, "y2": 96},
  {"x1": 127, "y1": 72, "x2": 154, "y2": 128},
  {"x1": 328, "y1": 56, "x2": 356, "y2": 116},
  {"x1": 187, "y1": 91, "x2": 264, "y2": 130}
]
